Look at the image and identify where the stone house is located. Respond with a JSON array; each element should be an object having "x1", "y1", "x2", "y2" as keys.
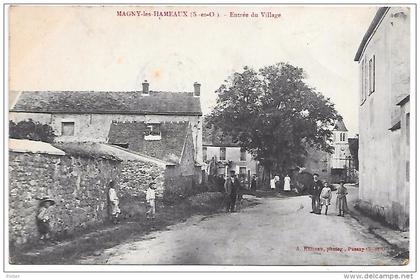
[
  {"x1": 9, "y1": 81, "x2": 203, "y2": 163},
  {"x1": 354, "y1": 7, "x2": 410, "y2": 230},
  {"x1": 202, "y1": 125, "x2": 258, "y2": 185},
  {"x1": 9, "y1": 81, "x2": 204, "y2": 195}
]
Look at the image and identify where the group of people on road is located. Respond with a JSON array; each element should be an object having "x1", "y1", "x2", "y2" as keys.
[
  {"x1": 270, "y1": 174, "x2": 292, "y2": 192},
  {"x1": 308, "y1": 173, "x2": 348, "y2": 216},
  {"x1": 222, "y1": 170, "x2": 261, "y2": 212},
  {"x1": 36, "y1": 179, "x2": 158, "y2": 242},
  {"x1": 224, "y1": 170, "x2": 242, "y2": 212},
  {"x1": 108, "y1": 179, "x2": 158, "y2": 223},
  {"x1": 36, "y1": 172, "x2": 349, "y2": 242}
]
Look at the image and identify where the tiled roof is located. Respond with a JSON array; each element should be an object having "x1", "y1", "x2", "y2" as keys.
[
  {"x1": 107, "y1": 121, "x2": 190, "y2": 163},
  {"x1": 10, "y1": 91, "x2": 202, "y2": 116}
]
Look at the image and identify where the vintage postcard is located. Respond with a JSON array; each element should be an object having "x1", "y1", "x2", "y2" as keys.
[{"x1": 4, "y1": 2, "x2": 416, "y2": 275}]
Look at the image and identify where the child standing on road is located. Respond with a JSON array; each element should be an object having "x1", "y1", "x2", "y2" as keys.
[
  {"x1": 146, "y1": 182, "x2": 157, "y2": 220},
  {"x1": 336, "y1": 180, "x2": 348, "y2": 217},
  {"x1": 36, "y1": 197, "x2": 55, "y2": 241},
  {"x1": 319, "y1": 182, "x2": 332, "y2": 215},
  {"x1": 108, "y1": 180, "x2": 121, "y2": 224}
]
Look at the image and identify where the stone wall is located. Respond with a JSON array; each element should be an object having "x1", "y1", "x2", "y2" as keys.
[
  {"x1": 115, "y1": 161, "x2": 166, "y2": 219},
  {"x1": 9, "y1": 145, "x2": 203, "y2": 247},
  {"x1": 119, "y1": 161, "x2": 165, "y2": 199},
  {"x1": 9, "y1": 151, "x2": 120, "y2": 247}
]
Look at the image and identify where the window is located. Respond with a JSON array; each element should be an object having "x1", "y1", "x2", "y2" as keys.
[
  {"x1": 364, "y1": 59, "x2": 369, "y2": 99},
  {"x1": 240, "y1": 148, "x2": 246, "y2": 161},
  {"x1": 369, "y1": 55, "x2": 376, "y2": 95},
  {"x1": 361, "y1": 59, "x2": 367, "y2": 105},
  {"x1": 361, "y1": 59, "x2": 364, "y2": 104},
  {"x1": 406, "y1": 113, "x2": 410, "y2": 145},
  {"x1": 339, "y1": 133, "x2": 346, "y2": 142},
  {"x1": 220, "y1": 147, "x2": 226, "y2": 161},
  {"x1": 61, "y1": 122, "x2": 75, "y2": 136},
  {"x1": 144, "y1": 124, "x2": 161, "y2": 140},
  {"x1": 203, "y1": 147, "x2": 207, "y2": 162}
]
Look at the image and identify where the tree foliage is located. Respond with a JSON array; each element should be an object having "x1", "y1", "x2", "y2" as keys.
[
  {"x1": 206, "y1": 63, "x2": 339, "y2": 175},
  {"x1": 9, "y1": 119, "x2": 56, "y2": 143}
]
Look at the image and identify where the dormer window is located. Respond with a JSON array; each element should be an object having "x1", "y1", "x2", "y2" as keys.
[{"x1": 144, "y1": 123, "x2": 161, "y2": 141}]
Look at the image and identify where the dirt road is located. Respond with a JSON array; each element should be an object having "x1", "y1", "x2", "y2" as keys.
[{"x1": 80, "y1": 191, "x2": 400, "y2": 265}]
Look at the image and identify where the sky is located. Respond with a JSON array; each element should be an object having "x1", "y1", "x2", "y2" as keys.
[{"x1": 9, "y1": 5, "x2": 378, "y2": 135}]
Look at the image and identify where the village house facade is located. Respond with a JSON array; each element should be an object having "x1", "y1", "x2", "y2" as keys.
[
  {"x1": 9, "y1": 81, "x2": 203, "y2": 164},
  {"x1": 354, "y1": 7, "x2": 410, "y2": 230},
  {"x1": 10, "y1": 81, "x2": 204, "y2": 200},
  {"x1": 202, "y1": 125, "x2": 258, "y2": 184}
]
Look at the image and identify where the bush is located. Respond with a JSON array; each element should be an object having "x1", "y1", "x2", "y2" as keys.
[{"x1": 9, "y1": 119, "x2": 56, "y2": 143}]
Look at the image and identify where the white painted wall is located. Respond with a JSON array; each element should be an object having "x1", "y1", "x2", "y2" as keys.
[{"x1": 357, "y1": 7, "x2": 410, "y2": 229}]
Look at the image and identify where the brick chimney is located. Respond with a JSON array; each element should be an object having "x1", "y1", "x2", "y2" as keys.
[
  {"x1": 193, "y1": 82, "x2": 201, "y2": 97},
  {"x1": 142, "y1": 80, "x2": 149, "y2": 94}
]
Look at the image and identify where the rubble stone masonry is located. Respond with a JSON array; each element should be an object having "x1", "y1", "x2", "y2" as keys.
[{"x1": 9, "y1": 151, "x2": 120, "y2": 246}]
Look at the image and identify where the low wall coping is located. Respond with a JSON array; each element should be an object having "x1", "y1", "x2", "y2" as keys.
[{"x1": 9, "y1": 139, "x2": 65, "y2": 156}]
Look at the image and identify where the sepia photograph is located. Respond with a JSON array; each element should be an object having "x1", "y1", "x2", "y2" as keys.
[{"x1": 3, "y1": 2, "x2": 416, "y2": 274}]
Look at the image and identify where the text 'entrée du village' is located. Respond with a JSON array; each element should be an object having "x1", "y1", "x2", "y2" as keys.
[{"x1": 116, "y1": 10, "x2": 282, "y2": 19}]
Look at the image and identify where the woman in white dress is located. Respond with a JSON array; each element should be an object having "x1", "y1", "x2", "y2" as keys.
[
  {"x1": 270, "y1": 175, "x2": 276, "y2": 190},
  {"x1": 284, "y1": 174, "x2": 291, "y2": 191}
]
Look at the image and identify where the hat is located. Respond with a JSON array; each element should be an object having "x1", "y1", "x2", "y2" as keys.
[
  {"x1": 230, "y1": 170, "x2": 236, "y2": 174},
  {"x1": 313, "y1": 173, "x2": 319, "y2": 176},
  {"x1": 39, "y1": 197, "x2": 55, "y2": 205},
  {"x1": 340, "y1": 179, "x2": 345, "y2": 183},
  {"x1": 149, "y1": 182, "x2": 156, "y2": 188}
]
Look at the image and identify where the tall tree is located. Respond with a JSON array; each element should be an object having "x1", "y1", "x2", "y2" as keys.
[{"x1": 206, "y1": 63, "x2": 338, "y2": 184}]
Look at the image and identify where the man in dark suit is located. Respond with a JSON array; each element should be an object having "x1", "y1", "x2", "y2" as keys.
[
  {"x1": 309, "y1": 173, "x2": 323, "y2": 214},
  {"x1": 224, "y1": 170, "x2": 240, "y2": 212}
]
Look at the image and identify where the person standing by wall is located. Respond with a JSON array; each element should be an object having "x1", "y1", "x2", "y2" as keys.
[
  {"x1": 146, "y1": 182, "x2": 157, "y2": 220},
  {"x1": 108, "y1": 180, "x2": 121, "y2": 224},
  {"x1": 36, "y1": 197, "x2": 55, "y2": 242}
]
